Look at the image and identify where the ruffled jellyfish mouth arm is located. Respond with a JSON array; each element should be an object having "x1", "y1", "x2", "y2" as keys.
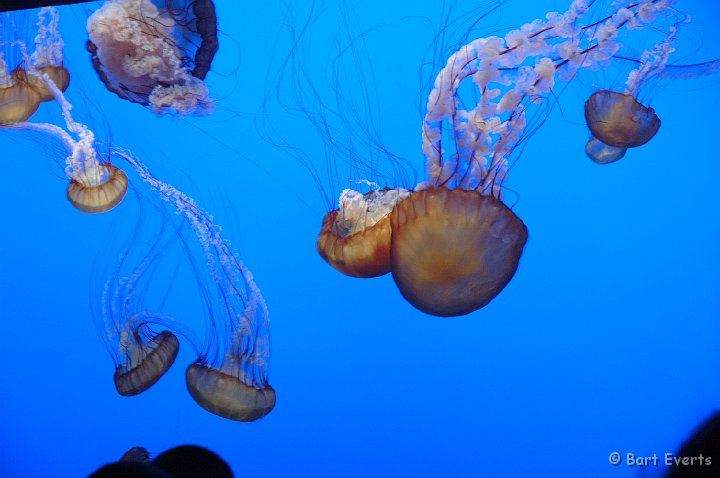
[{"x1": 422, "y1": 0, "x2": 679, "y2": 195}]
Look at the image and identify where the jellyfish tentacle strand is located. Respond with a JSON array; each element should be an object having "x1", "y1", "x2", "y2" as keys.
[{"x1": 24, "y1": 6, "x2": 70, "y2": 102}]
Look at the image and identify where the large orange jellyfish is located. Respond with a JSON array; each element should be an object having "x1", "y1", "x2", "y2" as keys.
[
  {"x1": 86, "y1": 0, "x2": 218, "y2": 115},
  {"x1": 317, "y1": 0, "x2": 692, "y2": 316}
]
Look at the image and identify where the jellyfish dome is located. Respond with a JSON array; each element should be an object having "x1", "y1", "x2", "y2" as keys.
[
  {"x1": 186, "y1": 362, "x2": 276, "y2": 422},
  {"x1": 114, "y1": 329, "x2": 180, "y2": 396},
  {"x1": 584, "y1": 90, "x2": 661, "y2": 148},
  {"x1": 390, "y1": 187, "x2": 527, "y2": 317},
  {"x1": 584, "y1": 136, "x2": 627, "y2": 164},
  {"x1": 0, "y1": 77, "x2": 40, "y2": 125},
  {"x1": 87, "y1": 0, "x2": 217, "y2": 115},
  {"x1": 317, "y1": 187, "x2": 410, "y2": 278}
]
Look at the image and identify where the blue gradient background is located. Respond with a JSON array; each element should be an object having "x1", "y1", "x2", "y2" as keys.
[{"x1": 0, "y1": 1, "x2": 718, "y2": 476}]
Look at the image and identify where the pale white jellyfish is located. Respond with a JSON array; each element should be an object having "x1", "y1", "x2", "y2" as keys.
[
  {"x1": 86, "y1": 0, "x2": 217, "y2": 115},
  {"x1": 0, "y1": 7, "x2": 128, "y2": 213}
]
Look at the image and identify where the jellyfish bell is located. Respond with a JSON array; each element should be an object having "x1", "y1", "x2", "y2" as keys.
[
  {"x1": 16, "y1": 64, "x2": 70, "y2": 102},
  {"x1": 390, "y1": 187, "x2": 527, "y2": 317},
  {"x1": 584, "y1": 89, "x2": 661, "y2": 149},
  {"x1": 316, "y1": 187, "x2": 410, "y2": 278},
  {"x1": 66, "y1": 162, "x2": 129, "y2": 213},
  {"x1": 585, "y1": 136, "x2": 627, "y2": 165},
  {"x1": 114, "y1": 328, "x2": 180, "y2": 396},
  {"x1": 86, "y1": 0, "x2": 217, "y2": 115},
  {"x1": 186, "y1": 362, "x2": 276, "y2": 422},
  {"x1": 0, "y1": 74, "x2": 41, "y2": 124}
]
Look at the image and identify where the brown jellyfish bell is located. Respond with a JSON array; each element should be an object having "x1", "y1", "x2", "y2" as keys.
[
  {"x1": 67, "y1": 163, "x2": 129, "y2": 213},
  {"x1": 317, "y1": 187, "x2": 410, "y2": 278},
  {"x1": 584, "y1": 90, "x2": 661, "y2": 149},
  {"x1": 584, "y1": 136, "x2": 627, "y2": 165},
  {"x1": 389, "y1": 187, "x2": 528, "y2": 317},
  {"x1": 186, "y1": 363, "x2": 276, "y2": 422},
  {"x1": 16, "y1": 65, "x2": 70, "y2": 102},
  {"x1": 114, "y1": 330, "x2": 180, "y2": 396},
  {"x1": 0, "y1": 74, "x2": 41, "y2": 125}
]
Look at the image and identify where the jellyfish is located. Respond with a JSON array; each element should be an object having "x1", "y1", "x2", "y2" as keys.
[
  {"x1": 0, "y1": 7, "x2": 127, "y2": 213},
  {"x1": 86, "y1": 0, "x2": 218, "y2": 115},
  {"x1": 316, "y1": 186, "x2": 411, "y2": 278},
  {"x1": 100, "y1": 227, "x2": 183, "y2": 396},
  {"x1": 259, "y1": 7, "x2": 417, "y2": 279},
  {"x1": 22, "y1": 5, "x2": 70, "y2": 102},
  {"x1": 583, "y1": 26, "x2": 675, "y2": 163}
]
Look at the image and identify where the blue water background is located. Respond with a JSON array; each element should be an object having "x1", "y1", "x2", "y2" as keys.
[{"x1": 0, "y1": 0, "x2": 719, "y2": 476}]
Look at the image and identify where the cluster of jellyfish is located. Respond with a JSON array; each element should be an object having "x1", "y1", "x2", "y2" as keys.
[
  {"x1": 0, "y1": 0, "x2": 717, "y2": 424},
  {"x1": 0, "y1": 2, "x2": 273, "y2": 422},
  {"x1": 314, "y1": 0, "x2": 718, "y2": 317}
]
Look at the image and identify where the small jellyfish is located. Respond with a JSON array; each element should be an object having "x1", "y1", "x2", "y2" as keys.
[
  {"x1": 583, "y1": 24, "x2": 680, "y2": 163},
  {"x1": 260, "y1": 11, "x2": 416, "y2": 279},
  {"x1": 316, "y1": 187, "x2": 410, "y2": 278},
  {"x1": 114, "y1": 329, "x2": 180, "y2": 396},
  {"x1": 100, "y1": 229, "x2": 183, "y2": 396},
  {"x1": 584, "y1": 136, "x2": 627, "y2": 165},
  {"x1": 86, "y1": 0, "x2": 217, "y2": 115}
]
